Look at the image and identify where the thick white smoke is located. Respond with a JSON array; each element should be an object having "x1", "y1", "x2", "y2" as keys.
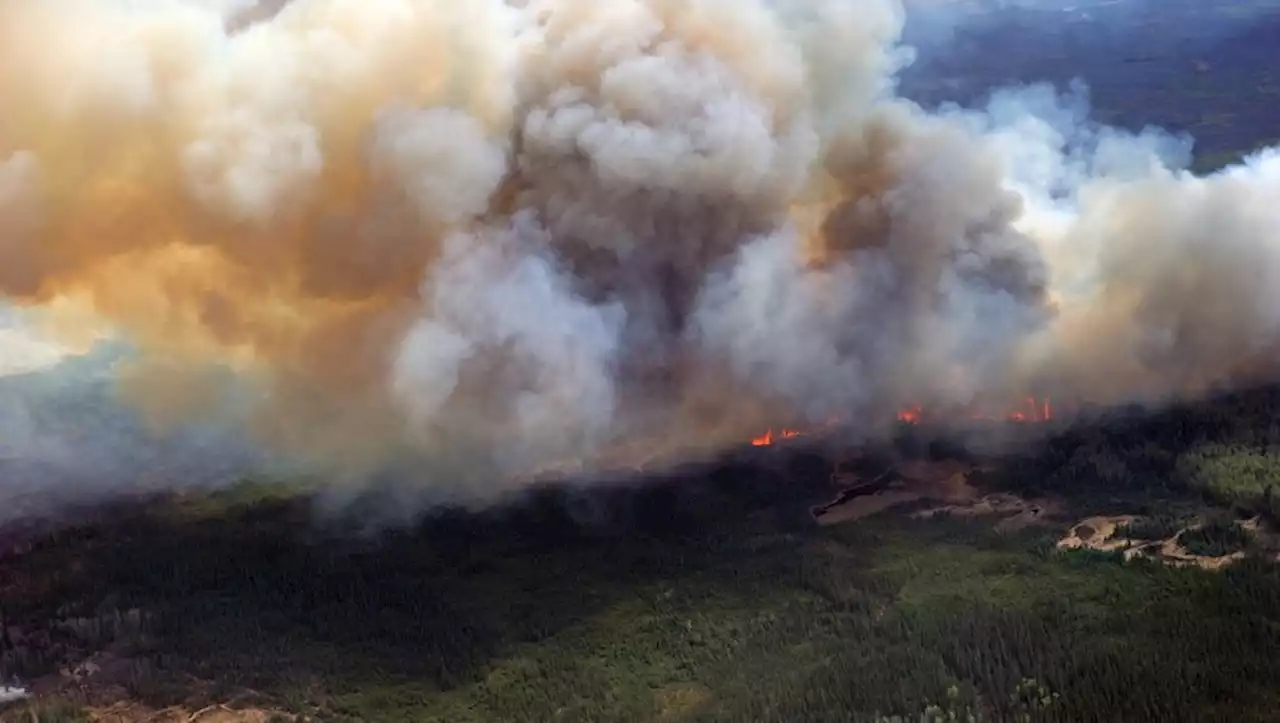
[{"x1": 0, "y1": 0, "x2": 1278, "y2": 511}]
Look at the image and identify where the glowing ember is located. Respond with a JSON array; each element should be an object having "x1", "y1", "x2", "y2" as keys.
[
  {"x1": 749, "y1": 395, "x2": 1056, "y2": 445},
  {"x1": 751, "y1": 427, "x2": 804, "y2": 446},
  {"x1": 896, "y1": 395, "x2": 1055, "y2": 425}
]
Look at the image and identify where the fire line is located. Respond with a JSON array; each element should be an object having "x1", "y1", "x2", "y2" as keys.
[{"x1": 750, "y1": 396, "x2": 1055, "y2": 446}]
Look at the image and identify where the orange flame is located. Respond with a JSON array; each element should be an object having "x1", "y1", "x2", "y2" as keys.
[
  {"x1": 896, "y1": 395, "x2": 1054, "y2": 425},
  {"x1": 748, "y1": 397, "x2": 1055, "y2": 446},
  {"x1": 751, "y1": 427, "x2": 804, "y2": 446},
  {"x1": 897, "y1": 404, "x2": 924, "y2": 424}
]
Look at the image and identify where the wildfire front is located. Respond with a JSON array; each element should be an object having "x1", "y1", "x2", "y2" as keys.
[{"x1": 748, "y1": 395, "x2": 1058, "y2": 447}]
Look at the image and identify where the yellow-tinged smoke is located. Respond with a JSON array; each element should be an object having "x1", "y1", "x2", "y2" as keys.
[{"x1": 2, "y1": 0, "x2": 1279, "y2": 499}]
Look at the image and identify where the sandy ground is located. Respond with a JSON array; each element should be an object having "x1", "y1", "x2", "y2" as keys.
[
  {"x1": 85, "y1": 703, "x2": 287, "y2": 723},
  {"x1": 0, "y1": 649, "x2": 298, "y2": 723},
  {"x1": 1053, "y1": 515, "x2": 1278, "y2": 570}
]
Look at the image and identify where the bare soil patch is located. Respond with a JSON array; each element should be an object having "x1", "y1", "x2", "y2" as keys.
[
  {"x1": 0, "y1": 647, "x2": 296, "y2": 723},
  {"x1": 813, "y1": 460, "x2": 1057, "y2": 528},
  {"x1": 1053, "y1": 514, "x2": 1280, "y2": 570},
  {"x1": 84, "y1": 702, "x2": 289, "y2": 723}
]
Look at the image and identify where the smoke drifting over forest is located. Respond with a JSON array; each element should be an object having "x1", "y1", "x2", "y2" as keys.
[{"x1": 1, "y1": 0, "x2": 1279, "y2": 508}]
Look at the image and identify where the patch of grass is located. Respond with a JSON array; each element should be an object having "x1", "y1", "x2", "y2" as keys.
[
  {"x1": 1178, "y1": 518, "x2": 1253, "y2": 558},
  {"x1": 1117, "y1": 515, "x2": 1184, "y2": 541},
  {"x1": 1, "y1": 701, "x2": 90, "y2": 723},
  {"x1": 1178, "y1": 443, "x2": 1280, "y2": 509}
]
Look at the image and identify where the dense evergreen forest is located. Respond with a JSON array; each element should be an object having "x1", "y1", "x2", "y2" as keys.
[{"x1": 3, "y1": 384, "x2": 1280, "y2": 722}]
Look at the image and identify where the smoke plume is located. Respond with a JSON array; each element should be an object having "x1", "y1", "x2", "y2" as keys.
[{"x1": 1, "y1": 0, "x2": 1279, "y2": 509}]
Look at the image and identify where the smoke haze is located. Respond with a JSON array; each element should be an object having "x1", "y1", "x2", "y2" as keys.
[
  {"x1": 900, "y1": 0, "x2": 1280, "y2": 52},
  {"x1": 1, "y1": 0, "x2": 1279, "y2": 511}
]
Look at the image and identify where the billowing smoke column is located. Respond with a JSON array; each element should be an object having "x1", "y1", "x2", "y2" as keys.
[{"x1": 1, "y1": 0, "x2": 1279, "y2": 505}]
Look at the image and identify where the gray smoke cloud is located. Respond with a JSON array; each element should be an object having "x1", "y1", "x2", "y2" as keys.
[
  {"x1": 0, "y1": 334, "x2": 271, "y2": 525},
  {"x1": 0, "y1": 0, "x2": 1278, "y2": 515}
]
